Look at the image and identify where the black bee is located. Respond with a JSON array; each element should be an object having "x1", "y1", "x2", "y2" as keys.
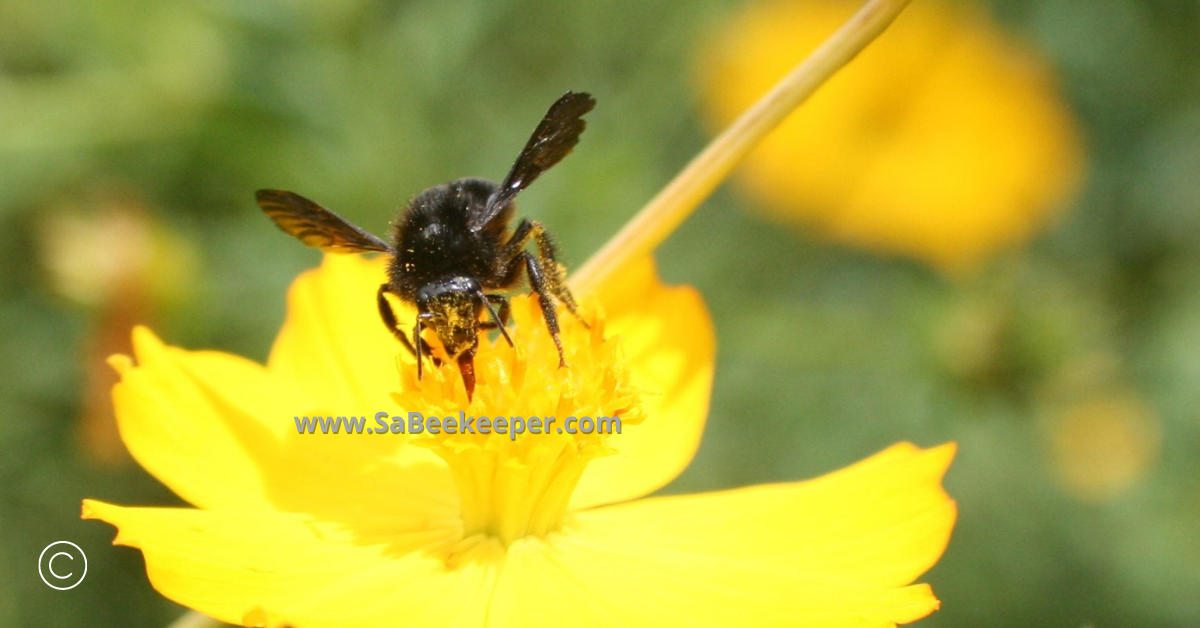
[{"x1": 256, "y1": 91, "x2": 595, "y2": 399}]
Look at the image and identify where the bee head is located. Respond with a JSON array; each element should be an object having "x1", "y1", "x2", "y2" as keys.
[{"x1": 417, "y1": 276, "x2": 483, "y2": 360}]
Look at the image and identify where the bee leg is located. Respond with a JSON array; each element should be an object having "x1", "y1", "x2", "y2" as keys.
[
  {"x1": 378, "y1": 285, "x2": 417, "y2": 356},
  {"x1": 412, "y1": 313, "x2": 443, "y2": 381},
  {"x1": 378, "y1": 286, "x2": 439, "y2": 376},
  {"x1": 527, "y1": 221, "x2": 586, "y2": 329},
  {"x1": 519, "y1": 250, "x2": 568, "y2": 368},
  {"x1": 477, "y1": 292, "x2": 514, "y2": 348},
  {"x1": 499, "y1": 219, "x2": 588, "y2": 328}
]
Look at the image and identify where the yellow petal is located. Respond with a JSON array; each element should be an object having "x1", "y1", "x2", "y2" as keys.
[
  {"x1": 569, "y1": 255, "x2": 715, "y2": 510},
  {"x1": 113, "y1": 326, "x2": 296, "y2": 509},
  {"x1": 268, "y1": 254, "x2": 408, "y2": 412},
  {"x1": 572, "y1": 443, "x2": 956, "y2": 588},
  {"x1": 83, "y1": 500, "x2": 496, "y2": 628},
  {"x1": 490, "y1": 532, "x2": 938, "y2": 628},
  {"x1": 113, "y1": 326, "x2": 456, "y2": 519}
]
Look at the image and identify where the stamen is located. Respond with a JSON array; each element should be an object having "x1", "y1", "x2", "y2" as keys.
[{"x1": 391, "y1": 296, "x2": 641, "y2": 545}]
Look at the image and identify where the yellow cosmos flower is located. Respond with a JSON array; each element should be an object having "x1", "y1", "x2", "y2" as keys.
[
  {"x1": 84, "y1": 253, "x2": 955, "y2": 627},
  {"x1": 700, "y1": 0, "x2": 1084, "y2": 273},
  {"x1": 84, "y1": 1, "x2": 957, "y2": 625}
]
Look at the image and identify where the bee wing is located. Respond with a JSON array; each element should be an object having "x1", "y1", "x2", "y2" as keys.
[
  {"x1": 256, "y1": 189, "x2": 394, "y2": 254},
  {"x1": 468, "y1": 91, "x2": 596, "y2": 232}
]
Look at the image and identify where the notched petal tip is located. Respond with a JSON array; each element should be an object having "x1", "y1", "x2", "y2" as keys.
[
  {"x1": 107, "y1": 353, "x2": 134, "y2": 376},
  {"x1": 130, "y1": 324, "x2": 164, "y2": 361},
  {"x1": 926, "y1": 441, "x2": 957, "y2": 475},
  {"x1": 81, "y1": 499, "x2": 131, "y2": 546},
  {"x1": 105, "y1": 326, "x2": 164, "y2": 378}
]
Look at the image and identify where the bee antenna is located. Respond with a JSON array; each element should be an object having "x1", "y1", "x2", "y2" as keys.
[
  {"x1": 479, "y1": 292, "x2": 514, "y2": 348},
  {"x1": 413, "y1": 319, "x2": 424, "y2": 380}
]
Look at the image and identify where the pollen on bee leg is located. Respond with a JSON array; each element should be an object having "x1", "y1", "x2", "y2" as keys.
[{"x1": 390, "y1": 294, "x2": 642, "y2": 545}]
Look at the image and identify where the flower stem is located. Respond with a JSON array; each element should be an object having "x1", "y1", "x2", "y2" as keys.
[
  {"x1": 165, "y1": 611, "x2": 224, "y2": 628},
  {"x1": 571, "y1": 0, "x2": 913, "y2": 293}
]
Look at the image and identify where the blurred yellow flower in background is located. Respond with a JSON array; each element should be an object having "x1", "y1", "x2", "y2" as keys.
[
  {"x1": 1038, "y1": 353, "x2": 1162, "y2": 503},
  {"x1": 1045, "y1": 392, "x2": 1160, "y2": 502},
  {"x1": 38, "y1": 189, "x2": 198, "y2": 465},
  {"x1": 700, "y1": 0, "x2": 1084, "y2": 273}
]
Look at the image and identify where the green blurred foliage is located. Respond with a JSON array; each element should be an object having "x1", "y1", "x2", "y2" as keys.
[{"x1": 0, "y1": 0, "x2": 1198, "y2": 626}]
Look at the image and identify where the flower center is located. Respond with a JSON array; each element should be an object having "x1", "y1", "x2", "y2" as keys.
[{"x1": 390, "y1": 296, "x2": 641, "y2": 545}]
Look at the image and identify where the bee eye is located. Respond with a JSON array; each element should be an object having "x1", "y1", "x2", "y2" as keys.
[{"x1": 459, "y1": 277, "x2": 482, "y2": 294}]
